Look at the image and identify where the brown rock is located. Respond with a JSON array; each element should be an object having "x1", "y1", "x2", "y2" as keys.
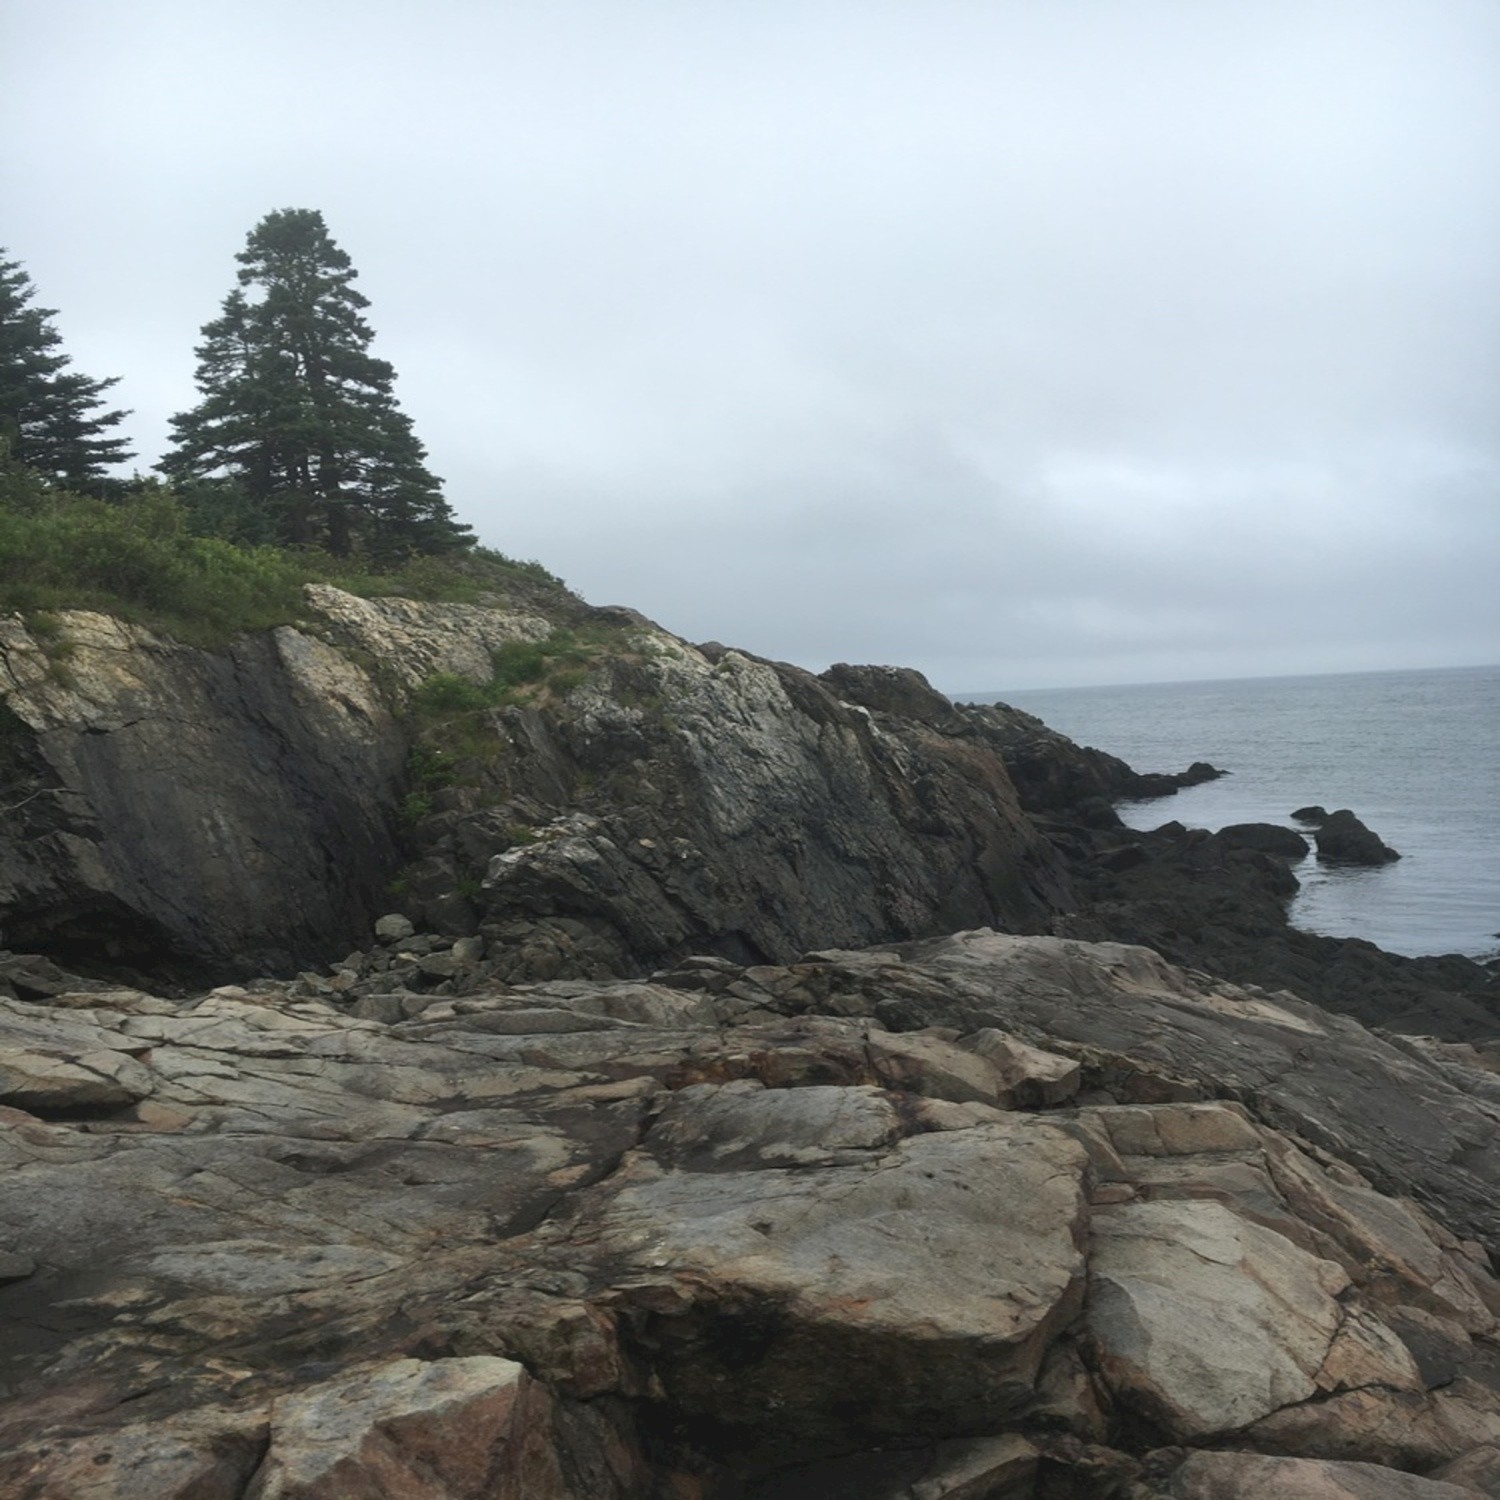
[
  {"x1": 0, "y1": 1405, "x2": 267, "y2": 1500},
  {"x1": 247, "y1": 1357, "x2": 524, "y2": 1499}
]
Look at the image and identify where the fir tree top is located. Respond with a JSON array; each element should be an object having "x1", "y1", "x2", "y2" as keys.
[{"x1": 0, "y1": 252, "x2": 133, "y2": 490}]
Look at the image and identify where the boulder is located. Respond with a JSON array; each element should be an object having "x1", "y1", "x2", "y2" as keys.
[
  {"x1": 818, "y1": 662, "x2": 955, "y2": 723},
  {"x1": 373, "y1": 913, "x2": 416, "y2": 944},
  {"x1": 1086, "y1": 1199, "x2": 1416, "y2": 1439},
  {"x1": 1215, "y1": 823, "x2": 1311, "y2": 858},
  {"x1": 0, "y1": 1406, "x2": 268, "y2": 1500},
  {"x1": 1314, "y1": 810, "x2": 1401, "y2": 865},
  {"x1": 246, "y1": 1357, "x2": 525, "y2": 1499},
  {"x1": 587, "y1": 1108, "x2": 1090, "y2": 1457}
]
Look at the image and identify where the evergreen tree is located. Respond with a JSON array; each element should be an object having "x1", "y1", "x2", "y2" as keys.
[
  {"x1": 160, "y1": 209, "x2": 470, "y2": 558},
  {"x1": 0, "y1": 252, "x2": 133, "y2": 490}
]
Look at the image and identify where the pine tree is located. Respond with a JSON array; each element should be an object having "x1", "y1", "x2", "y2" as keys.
[
  {"x1": 0, "y1": 252, "x2": 133, "y2": 490},
  {"x1": 160, "y1": 210, "x2": 470, "y2": 558}
]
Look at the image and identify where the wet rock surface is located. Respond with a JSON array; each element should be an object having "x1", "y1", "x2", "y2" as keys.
[
  {"x1": 3, "y1": 931, "x2": 1500, "y2": 1496},
  {"x1": 1052, "y1": 818, "x2": 1495, "y2": 1040}
]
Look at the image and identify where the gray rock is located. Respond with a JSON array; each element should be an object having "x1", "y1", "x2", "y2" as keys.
[
  {"x1": 1163, "y1": 1451, "x2": 1476, "y2": 1498},
  {"x1": 373, "y1": 913, "x2": 417, "y2": 943},
  {"x1": 2, "y1": 928, "x2": 1499, "y2": 1495},
  {"x1": 0, "y1": 1252, "x2": 36, "y2": 1282}
]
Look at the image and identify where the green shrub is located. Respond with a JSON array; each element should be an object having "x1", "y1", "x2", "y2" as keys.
[
  {"x1": 398, "y1": 791, "x2": 433, "y2": 824},
  {"x1": 412, "y1": 674, "x2": 493, "y2": 714}
]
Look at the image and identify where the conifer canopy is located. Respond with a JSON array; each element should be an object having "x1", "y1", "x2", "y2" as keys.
[
  {"x1": 0, "y1": 252, "x2": 134, "y2": 490},
  {"x1": 160, "y1": 210, "x2": 471, "y2": 558}
]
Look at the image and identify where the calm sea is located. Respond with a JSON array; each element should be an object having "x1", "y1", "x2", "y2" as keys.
[{"x1": 970, "y1": 665, "x2": 1500, "y2": 961}]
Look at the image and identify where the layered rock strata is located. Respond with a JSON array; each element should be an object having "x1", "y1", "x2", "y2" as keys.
[
  {"x1": 0, "y1": 594, "x2": 1073, "y2": 983},
  {"x1": 4, "y1": 930, "x2": 1500, "y2": 1496}
]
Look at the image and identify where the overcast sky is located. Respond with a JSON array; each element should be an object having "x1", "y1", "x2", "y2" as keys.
[{"x1": 5, "y1": 0, "x2": 1497, "y2": 690}]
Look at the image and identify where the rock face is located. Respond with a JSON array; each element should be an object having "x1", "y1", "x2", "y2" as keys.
[
  {"x1": 944, "y1": 696, "x2": 1224, "y2": 815},
  {"x1": 457, "y1": 640, "x2": 1071, "y2": 979},
  {"x1": 4, "y1": 931, "x2": 1500, "y2": 1496},
  {"x1": 0, "y1": 592, "x2": 1070, "y2": 984},
  {"x1": 0, "y1": 610, "x2": 405, "y2": 978},
  {"x1": 0, "y1": 593, "x2": 554, "y2": 979}
]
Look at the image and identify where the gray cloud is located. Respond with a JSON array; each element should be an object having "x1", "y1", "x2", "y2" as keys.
[{"x1": 6, "y1": 0, "x2": 1498, "y2": 688}]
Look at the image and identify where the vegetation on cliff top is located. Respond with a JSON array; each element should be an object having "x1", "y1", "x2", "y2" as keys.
[
  {"x1": 3, "y1": 211, "x2": 486, "y2": 608},
  {"x1": 0, "y1": 217, "x2": 571, "y2": 648},
  {"x1": 0, "y1": 464, "x2": 560, "y2": 646}
]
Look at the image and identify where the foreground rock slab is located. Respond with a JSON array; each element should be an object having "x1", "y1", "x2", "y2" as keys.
[{"x1": 2, "y1": 931, "x2": 1500, "y2": 1496}]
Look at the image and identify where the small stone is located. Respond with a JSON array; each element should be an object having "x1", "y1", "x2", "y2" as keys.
[
  {"x1": 374, "y1": 913, "x2": 416, "y2": 943},
  {"x1": 0, "y1": 1251, "x2": 37, "y2": 1282}
]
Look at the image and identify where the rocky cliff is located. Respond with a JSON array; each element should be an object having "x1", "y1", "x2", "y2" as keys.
[
  {"x1": 0, "y1": 587, "x2": 1071, "y2": 985},
  {"x1": 4, "y1": 584, "x2": 1500, "y2": 1497}
]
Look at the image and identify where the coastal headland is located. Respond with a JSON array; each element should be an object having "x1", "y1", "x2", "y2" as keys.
[{"x1": 2, "y1": 580, "x2": 1498, "y2": 1498}]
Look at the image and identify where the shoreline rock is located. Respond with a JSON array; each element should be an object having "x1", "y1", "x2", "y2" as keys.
[
  {"x1": 1312, "y1": 808, "x2": 1403, "y2": 865},
  {"x1": 3, "y1": 931, "x2": 1500, "y2": 1495}
]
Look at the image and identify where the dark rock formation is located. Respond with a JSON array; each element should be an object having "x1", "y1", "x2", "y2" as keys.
[
  {"x1": 1314, "y1": 808, "x2": 1403, "y2": 865},
  {"x1": 1, "y1": 596, "x2": 1071, "y2": 987},
  {"x1": 819, "y1": 660, "x2": 954, "y2": 722},
  {"x1": 402, "y1": 646, "x2": 1073, "y2": 978},
  {"x1": 1056, "y1": 818, "x2": 1495, "y2": 1039},
  {"x1": 1214, "y1": 822, "x2": 1312, "y2": 858},
  {"x1": 947, "y1": 697, "x2": 1225, "y2": 815},
  {"x1": 1, "y1": 589, "x2": 1487, "y2": 1044},
  {"x1": 0, "y1": 610, "x2": 412, "y2": 980}
]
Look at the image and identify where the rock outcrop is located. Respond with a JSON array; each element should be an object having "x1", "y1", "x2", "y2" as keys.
[
  {"x1": 1054, "y1": 818, "x2": 1495, "y2": 1039},
  {"x1": 4, "y1": 578, "x2": 1500, "y2": 1496},
  {"x1": 0, "y1": 593, "x2": 558, "y2": 980},
  {"x1": 4, "y1": 931, "x2": 1500, "y2": 1496},
  {"x1": 2, "y1": 585, "x2": 1491, "y2": 1045},
  {"x1": 1304, "y1": 808, "x2": 1404, "y2": 866},
  {"x1": 0, "y1": 592, "x2": 1073, "y2": 985}
]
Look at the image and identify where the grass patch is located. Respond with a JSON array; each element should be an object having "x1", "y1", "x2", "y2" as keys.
[
  {"x1": 0, "y1": 476, "x2": 568, "y2": 647},
  {"x1": 401, "y1": 626, "x2": 628, "y2": 805}
]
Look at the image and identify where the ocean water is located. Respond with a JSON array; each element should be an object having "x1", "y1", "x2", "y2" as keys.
[{"x1": 972, "y1": 665, "x2": 1500, "y2": 961}]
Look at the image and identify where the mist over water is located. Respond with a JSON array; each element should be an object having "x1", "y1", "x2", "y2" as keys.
[{"x1": 976, "y1": 665, "x2": 1500, "y2": 960}]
